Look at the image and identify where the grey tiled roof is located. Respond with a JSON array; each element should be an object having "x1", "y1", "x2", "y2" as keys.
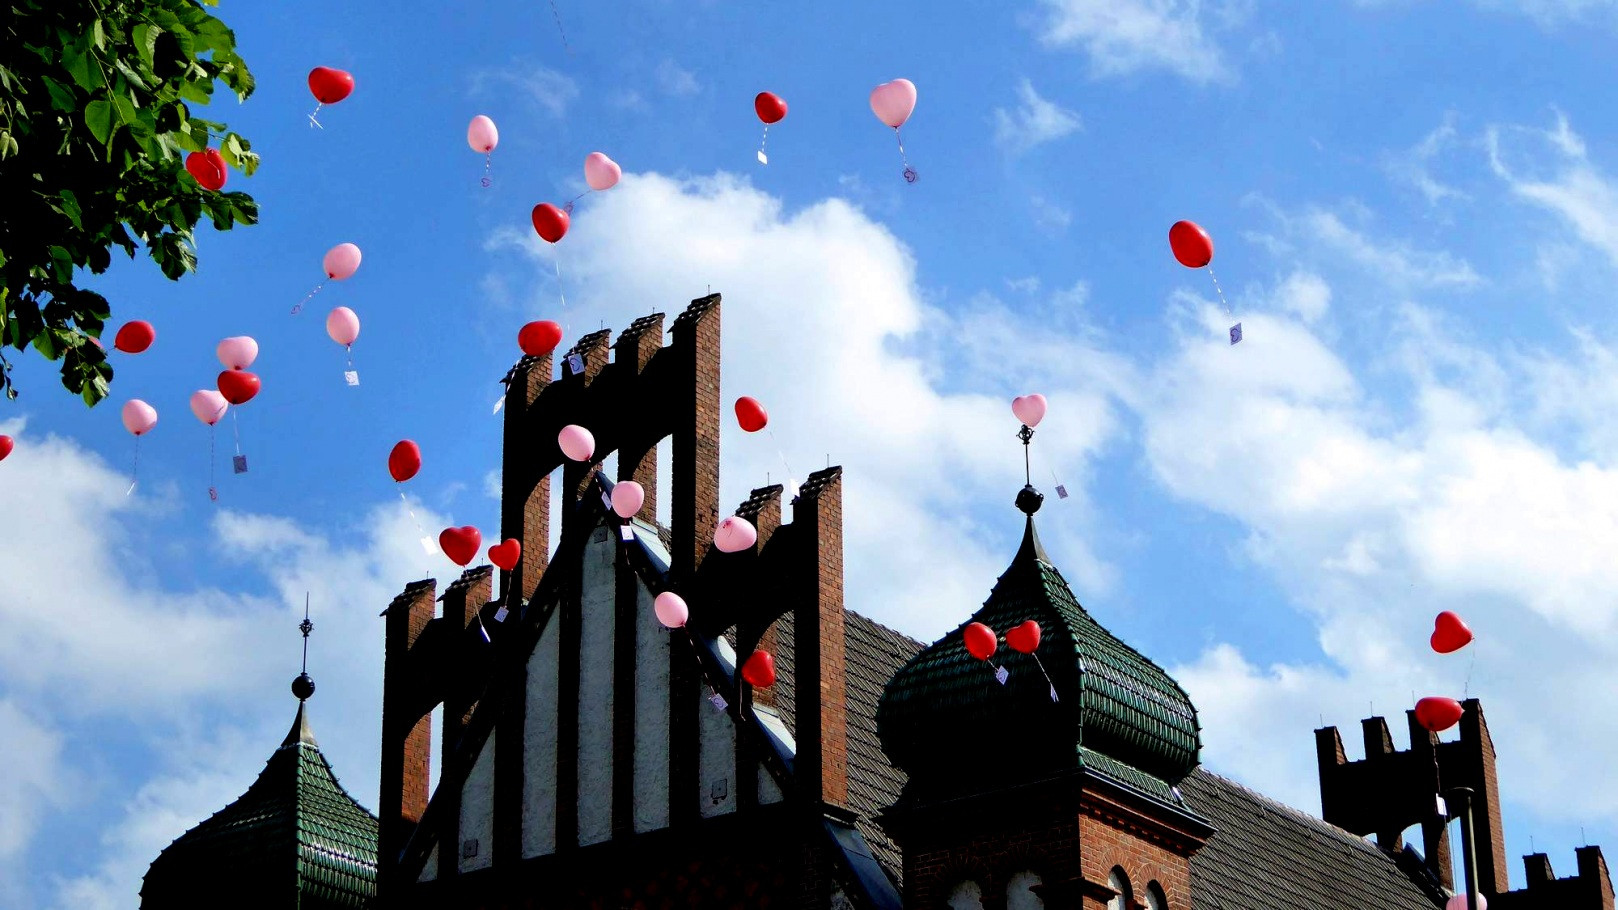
[{"x1": 1178, "y1": 768, "x2": 1444, "y2": 909}]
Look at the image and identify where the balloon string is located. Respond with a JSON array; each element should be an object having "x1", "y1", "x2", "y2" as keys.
[
  {"x1": 549, "y1": 0, "x2": 573, "y2": 55},
  {"x1": 291, "y1": 280, "x2": 325, "y2": 315},
  {"x1": 1463, "y1": 650, "x2": 1475, "y2": 699},
  {"x1": 1207, "y1": 267, "x2": 1234, "y2": 319},
  {"x1": 482, "y1": 154, "x2": 492, "y2": 188},
  {"x1": 1033, "y1": 653, "x2": 1059, "y2": 700},
  {"x1": 346, "y1": 343, "x2": 354, "y2": 370},
  {"x1": 680, "y1": 626, "x2": 724, "y2": 702},
  {"x1": 554, "y1": 253, "x2": 567, "y2": 312},
  {"x1": 759, "y1": 124, "x2": 769, "y2": 161},
  {"x1": 308, "y1": 103, "x2": 324, "y2": 130},
  {"x1": 127, "y1": 437, "x2": 140, "y2": 496},
  {"x1": 208, "y1": 426, "x2": 218, "y2": 502},
  {"x1": 231, "y1": 409, "x2": 242, "y2": 457},
  {"x1": 895, "y1": 128, "x2": 917, "y2": 183},
  {"x1": 764, "y1": 428, "x2": 795, "y2": 489},
  {"x1": 563, "y1": 190, "x2": 590, "y2": 214}
]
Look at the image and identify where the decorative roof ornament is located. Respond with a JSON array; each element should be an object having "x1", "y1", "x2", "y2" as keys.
[{"x1": 292, "y1": 593, "x2": 315, "y2": 702}]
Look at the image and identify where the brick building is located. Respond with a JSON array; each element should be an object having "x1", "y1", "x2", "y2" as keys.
[{"x1": 149, "y1": 292, "x2": 1615, "y2": 909}]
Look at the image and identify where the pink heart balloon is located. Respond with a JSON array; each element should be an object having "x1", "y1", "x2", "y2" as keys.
[
  {"x1": 654, "y1": 591, "x2": 689, "y2": 629},
  {"x1": 612, "y1": 481, "x2": 645, "y2": 519},
  {"x1": 713, "y1": 516, "x2": 758, "y2": 553},
  {"x1": 189, "y1": 389, "x2": 228, "y2": 426},
  {"x1": 870, "y1": 79, "x2": 917, "y2": 129},
  {"x1": 1012, "y1": 394, "x2": 1047, "y2": 428},
  {"x1": 216, "y1": 336, "x2": 258, "y2": 370},
  {"x1": 323, "y1": 243, "x2": 362, "y2": 281},
  {"x1": 584, "y1": 152, "x2": 621, "y2": 192},
  {"x1": 558, "y1": 424, "x2": 595, "y2": 462},
  {"x1": 121, "y1": 399, "x2": 158, "y2": 436}
]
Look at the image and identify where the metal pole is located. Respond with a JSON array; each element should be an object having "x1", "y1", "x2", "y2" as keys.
[{"x1": 1449, "y1": 786, "x2": 1480, "y2": 910}]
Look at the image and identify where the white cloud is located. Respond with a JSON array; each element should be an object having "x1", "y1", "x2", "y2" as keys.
[
  {"x1": 1275, "y1": 270, "x2": 1331, "y2": 323},
  {"x1": 491, "y1": 172, "x2": 1124, "y2": 636},
  {"x1": 655, "y1": 59, "x2": 700, "y2": 97},
  {"x1": 993, "y1": 80, "x2": 1082, "y2": 152},
  {"x1": 1487, "y1": 113, "x2": 1618, "y2": 269},
  {"x1": 1031, "y1": 195, "x2": 1073, "y2": 232},
  {"x1": 1247, "y1": 197, "x2": 1484, "y2": 289},
  {"x1": 1033, "y1": 0, "x2": 1238, "y2": 83},
  {"x1": 470, "y1": 64, "x2": 578, "y2": 118},
  {"x1": 0, "y1": 700, "x2": 69, "y2": 861},
  {"x1": 1131, "y1": 283, "x2": 1618, "y2": 822},
  {"x1": 1386, "y1": 114, "x2": 1469, "y2": 206}
]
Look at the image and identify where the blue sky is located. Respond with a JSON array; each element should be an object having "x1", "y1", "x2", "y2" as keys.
[{"x1": 7, "y1": 0, "x2": 1618, "y2": 905}]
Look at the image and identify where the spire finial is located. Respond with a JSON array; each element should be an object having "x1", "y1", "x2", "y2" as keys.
[
  {"x1": 292, "y1": 593, "x2": 315, "y2": 702},
  {"x1": 1015, "y1": 424, "x2": 1042, "y2": 515}
]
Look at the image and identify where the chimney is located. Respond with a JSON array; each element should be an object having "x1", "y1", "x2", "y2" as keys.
[
  {"x1": 1524, "y1": 853, "x2": 1555, "y2": 889},
  {"x1": 736, "y1": 484, "x2": 785, "y2": 712},
  {"x1": 379, "y1": 579, "x2": 436, "y2": 895},
  {"x1": 1576, "y1": 846, "x2": 1617, "y2": 910},
  {"x1": 500, "y1": 355, "x2": 552, "y2": 605},
  {"x1": 791, "y1": 466, "x2": 848, "y2": 810},
  {"x1": 1404, "y1": 711, "x2": 1453, "y2": 889},
  {"x1": 1361, "y1": 716, "x2": 1401, "y2": 850}
]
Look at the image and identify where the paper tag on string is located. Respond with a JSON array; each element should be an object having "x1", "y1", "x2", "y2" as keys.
[
  {"x1": 757, "y1": 150, "x2": 768, "y2": 165},
  {"x1": 995, "y1": 666, "x2": 1009, "y2": 685},
  {"x1": 208, "y1": 487, "x2": 219, "y2": 502},
  {"x1": 1050, "y1": 684, "x2": 1060, "y2": 702},
  {"x1": 567, "y1": 353, "x2": 585, "y2": 375},
  {"x1": 492, "y1": 396, "x2": 505, "y2": 415},
  {"x1": 1055, "y1": 485, "x2": 1068, "y2": 499},
  {"x1": 1435, "y1": 795, "x2": 1447, "y2": 818},
  {"x1": 494, "y1": 605, "x2": 509, "y2": 623},
  {"x1": 709, "y1": 693, "x2": 728, "y2": 712},
  {"x1": 619, "y1": 525, "x2": 635, "y2": 542},
  {"x1": 233, "y1": 455, "x2": 248, "y2": 474},
  {"x1": 126, "y1": 481, "x2": 137, "y2": 497},
  {"x1": 1229, "y1": 323, "x2": 1243, "y2": 345},
  {"x1": 344, "y1": 370, "x2": 360, "y2": 386},
  {"x1": 420, "y1": 537, "x2": 437, "y2": 555},
  {"x1": 601, "y1": 490, "x2": 614, "y2": 510}
]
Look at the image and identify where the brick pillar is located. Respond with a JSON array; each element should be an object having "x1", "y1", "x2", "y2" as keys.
[
  {"x1": 1360, "y1": 716, "x2": 1402, "y2": 851},
  {"x1": 791, "y1": 466, "x2": 848, "y2": 811},
  {"x1": 501, "y1": 355, "x2": 552, "y2": 605},
  {"x1": 558, "y1": 329, "x2": 611, "y2": 854},
  {"x1": 495, "y1": 355, "x2": 547, "y2": 869},
  {"x1": 614, "y1": 314, "x2": 664, "y2": 518},
  {"x1": 379, "y1": 579, "x2": 436, "y2": 896},
  {"x1": 734, "y1": 484, "x2": 783, "y2": 813},
  {"x1": 1404, "y1": 711, "x2": 1453, "y2": 890},
  {"x1": 668, "y1": 295, "x2": 721, "y2": 828},
  {"x1": 1459, "y1": 699, "x2": 1510, "y2": 896},
  {"x1": 438, "y1": 566, "x2": 492, "y2": 880}
]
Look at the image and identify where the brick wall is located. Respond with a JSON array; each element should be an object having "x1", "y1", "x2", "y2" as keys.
[
  {"x1": 380, "y1": 579, "x2": 437, "y2": 898},
  {"x1": 792, "y1": 468, "x2": 848, "y2": 811}
]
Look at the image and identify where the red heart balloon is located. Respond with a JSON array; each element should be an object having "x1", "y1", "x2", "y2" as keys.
[
  {"x1": 1169, "y1": 220, "x2": 1214, "y2": 269},
  {"x1": 488, "y1": 538, "x2": 522, "y2": 571},
  {"x1": 531, "y1": 203, "x2": 569, "y2": 244},
  {"x1": 0, "y1": 435, "x2": 13, "y2": 462},
  {"x1": 754, "y1": 92, "x2": 788, "y2": 125},
  {"x1": 1415, "y1": 696, "x2": 1464, "y2": 733},
  {"x1": 184, "y1": 149, "x2": 227, "y2": 191},
  {"x1": 216, "y1": 370, "x2": 260, "y2": 405},
  {"x1": 1006, "y1": 620, "x2": 1042, "y2": 654},
  {"x1": 962, "y1": 621, "x2": 997, "y2": 661},
  {"x1": 308, "y1": 66, "x2": 355, "y2": 105},
  {"x1": 1430, "y1": 611, "x2": 1473, "y2": 654},
  {"x1": 439, "y1": 526, "x2": 482, "y2": 567},
  {"x1": 113, "y1": 320, "x2": 156, "y2": 354},
  {"x1": 734, "y1": 396, "x2": 768, "y2": 433},
  {"x1": 518, "y1": 320, "x2": 564, "y2": 357},
  {"x1": 388, "y1": 440, "x2": 421, "y2": 483},
  {"x1": 742, "y1": 650, "x2": 777, "y2": 688}
]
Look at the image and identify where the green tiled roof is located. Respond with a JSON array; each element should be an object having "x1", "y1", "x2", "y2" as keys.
[
  {"x1": 140, "y1": 703, "x2": 379, "y2": 909},
  {"x1": 878, "y1": 514, "x2": 1200, "y2": 797}
]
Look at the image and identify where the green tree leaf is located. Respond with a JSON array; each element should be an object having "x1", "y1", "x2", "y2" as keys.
[{"x1": 84, "y1": 99, "x2": 114, "y2": 143}]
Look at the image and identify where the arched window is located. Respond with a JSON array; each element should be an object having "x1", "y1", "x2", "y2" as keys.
[
  {"x1": 1005, "y1": 870, "x2": 1045, "y2": 910},
  {"x1": 947, "y1": 880, "x2": 985, "y2": 910},
  {"x1": 1145, "y1": 880, "x2": 1168, "y2": 910},
  {"x1": 1107, "y1": 867, "x2": 1132, "y2": 910}
]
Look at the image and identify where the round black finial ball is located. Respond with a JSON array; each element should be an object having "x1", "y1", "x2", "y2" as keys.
[
  {"x1": 1016, "y1": 484, "x2": 1044, "y2": 516},
  {"x1": 291, "y1": 673, "x2": 316, "y2": 701}
]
